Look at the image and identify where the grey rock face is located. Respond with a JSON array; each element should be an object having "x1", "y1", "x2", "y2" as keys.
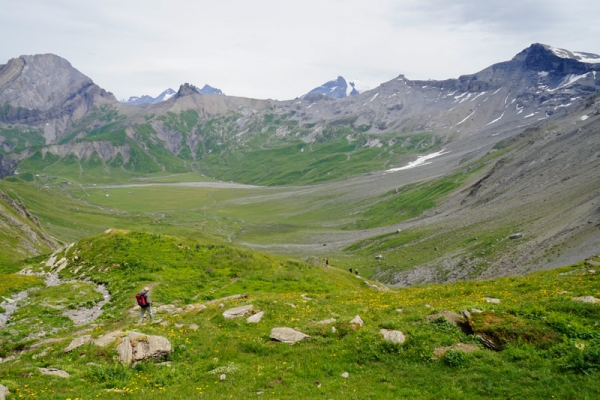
[
  {"x1": 270, "y1": 327, "x2": 310, "y2": 344},
  {"x1": 223, "y1": 304, "x2": 253, "y2": 319}
]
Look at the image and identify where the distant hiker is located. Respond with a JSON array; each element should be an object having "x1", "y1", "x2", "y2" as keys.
[
  {"x1": 349, "y1": 268, "x2": 353, "y2": 273},
  {"x1": 136, "y1": 287, "x2": 154, "y2": 323},
  {"x1": 355, "y1": 269, "x2": 359, "y2": 276},
  {"x1": 325, "y1": 258, "x2": 329, "y2": 267}
]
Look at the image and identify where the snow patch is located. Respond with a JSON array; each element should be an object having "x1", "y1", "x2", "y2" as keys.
[
  {"x1": 485, "y1": 111, "x2": 505, "y2": 126},
  {"x1": 369, "y1": 93, "x2": 379, "y2": 102},
  {"x1": 386, "y1": 150, "x2": 449, "y2": 172},
  {"x1": 548, "y1": 73, "x2": 590, "y2": 92},
  {"x1": 456, "y1": 109, "x2": 477, "y2": 126},
  {"x1": 581, "y1": 115, "x2": 589, "y2": 121},
  {"x1": 524, "y1": 113, "x2": 535, "y2": 118}
]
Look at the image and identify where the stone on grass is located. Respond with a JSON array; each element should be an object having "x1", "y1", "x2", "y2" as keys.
[
  {"x1": 461, "y1": 310, "x2": 471, "y2": 319},
  {"x1": 38, "y1": 367, "x2": 70, "y2": 378},
  {"x1": 94, "y1": 331, "x2": 124, "y2": 347},
  {"x1": 223, "y1": 304, "x2": 253, "y2": 319},
  {"x1": 471, "y1": 308, "x2": 483, "y2": 313},
  {"x1": 64, "y1": 335, "x2": 93, "y2": 353},
  {"x1": 270, "y1": 327, "x2": 310, "y2": 344},
  {"x1": 395, "y1": 308, "x2": 404, "y2": 314},
  {"x1": 0, "y1": 384, "x2": 9, "y2": 400},
  {"x1": 189, "y1": 324, "x2": 199, "y2": 330},
  {"x1": 246, "y1": 311, "x2": 264, "y2": 323},
  {"x1": 174, "y1": 323, "x2": 184, "y2": 328},
  {"x1": 341, "y1": 372, "x2": 349, "y2": 378},
  {"x1": 116, "y1": 331, "x2": 172, "y2": 364},
  {"x1": 379, "y1": 329, "x2": 406, "y2": 344},
  {"x1": 220, "y1": 374, "x2": 226, "y2": 381},
  {"x1": 509, "y1": 233, "x2": 523, "y2": 239},
  {"x1": 483, "y1": 297, "x2": 501, "y2": 304},
  {"x1": 350, "y1": 315, "x2": 364, "y2": 328},
  {"x1": 572, "y1": 296, "x2": 600, "y2": 304},
  {"x1": 315, "y1": 318, "x2": 336, "y2": 325}
]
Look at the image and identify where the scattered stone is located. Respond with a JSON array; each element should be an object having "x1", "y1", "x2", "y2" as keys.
[
  {"x1": 316, "y1": 381, "x2": 322, "y2": 388},
  {"x1": 174, "y1": 323, "x2": 184, "y2": 328},
  {"x1": 32, "y1": 349, "x2": 49, "y2": 359},
  {"x1": 157, "y1": 362, "x2": 172, "y2": 366},
  {"x1": 471, "y1": 308, "x2": 483, "y2": 313},
  {"x1": 64, "y1": 335, "x2": 93, "y2": 353},
  {"x1": 461, "y1": 310, "x2": 471, "y2": 319},
  {"x1": 270, "y1": 327, "x2": 310, "y2": 344},
  {"x1": 151, "y1": 318, "x2": 164, "y2": 325},
  {"x1": 585, "y1": 260, "x2": 600, "y2": 267},
  {"x1": 220, "y1": 374, "x2": 226, "y2": 381},
  {"x1": 424, "y1": 304, "x2": 432, "y2": 308},
  {"x1": 0, "y1": 384, "x2": 9, "y2": 400},
  {"x1": 331, "y1": 326, "x2": 337, "y2": 333},
  {"x1": 350, "y1": 315, "x2": 364, "y2": 328},
  {"x1": 375, "y1": 255, "x2": 383, "y2": 260},
  {"x1": 395, "y1": 308, "x2": 404, "y2": 313},
  {"x1": 189, "y1": 324, "x2": 199, "y2": 330},
  {"x1": 572, "y1": 296, "x2": 600, "y2": 304},
  {"x1": 301, "y1": 294, "x2": 313, "y2": 301},
  {"x1": 316, "y1": 318, "x2": 336, "y2": 325},
  {"x1": 223, "y1": 304, "x2": 253, "y2": 319},
  {"x1": 483, "y1": 297, "x2": 501, "y2": 304},
  {"x1": 38, "y1": 367, "x2": 70, "y2": 378},
  {"x1": 433, "y1": 343, "x2": 480, "y2": 358},
  {"x1": 588, "y1": 270, "x2": 596, "y2": 274},
  {"x1": 396, "y1": 229, "x2": 402, "y2": 233},
  {"x1": 30, "y1": 338, "x2": 63, "y2": 349},
  {"x1": 379, "y1": 329, "x2": 406, "y2": 344},
  {"x1": 247, "y1": 311, "x2": 264, "y2": 323},
  {"x1": 160, "y1": 320, "x2": 169, "y2": 326},
  {"x1": 509, "y1": 233, "x2": 523, "y2": 239},
  {"x1": 218, "y1": 303, "x2": 225, "y2": 309},
  {"x1": 286, "y1": 303, "x2": 297, "y2": 308},
  {"x1": 341, "y1": 372, "x2": 349, "y2": 378},
  {"x1": 94, "y1": 331, "x2": 125, "y2": 347},
  {"x1": 0, "y1": 356, "x2": 15, "y2": 363}
]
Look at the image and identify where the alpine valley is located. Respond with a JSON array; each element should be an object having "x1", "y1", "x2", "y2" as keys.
[{"x1": 0, "y1": 43, "x2": 600, "y2": 399}]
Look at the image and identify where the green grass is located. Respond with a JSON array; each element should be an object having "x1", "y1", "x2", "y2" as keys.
[{"x1": 0, "y1": 231, "x2": 599, "y2": 399}]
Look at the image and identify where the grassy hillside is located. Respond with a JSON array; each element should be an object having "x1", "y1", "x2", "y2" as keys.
[{"x1": 0, "y1": 231, "x2": 599, "y2": 399}]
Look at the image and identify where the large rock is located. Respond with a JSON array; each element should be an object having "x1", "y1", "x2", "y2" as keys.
[
  {"x1": 379, "y1": 329, "x2": 406, "y2": 344},
  {"x1": 64, "y1": 335, "x2": 93, "y2": 352},
  {"x1": 246, "y1": 311, "x2": 264, "y2": 323},
  {"x1": 223, "y1": 304, "x2": 253, "y2": 319},
  {"x1": 270, "y1": 327, "x2": 310, "y2": 344},
  {"x1": 94, "y1": 330, "x2": 125, "y2": 347},
  {"x1": 350, "y1": 315, "x2": 364, "y2": 328},
  {"x1": 572, "y1": 296, "x2": 600, "y2": 304},
  {"x1": 117, "y1": 331, "x2": 172, "y2": 364},
  {"x1": 0, "y1": 384, "x2": 9, "y2": 400}
]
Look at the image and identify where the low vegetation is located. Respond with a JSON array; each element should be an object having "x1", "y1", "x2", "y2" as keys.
[{"x1": 0, "y1": 231, "x2": 598, "y2": 399}]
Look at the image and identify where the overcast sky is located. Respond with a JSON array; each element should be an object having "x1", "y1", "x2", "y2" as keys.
[{"x1": 1, "y1": 0, "x2": 599, "y2": 101}]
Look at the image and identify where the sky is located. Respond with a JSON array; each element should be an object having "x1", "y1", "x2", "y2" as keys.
[{"x1": 1, "y1": 0, "x2": 599, "y2": 101}]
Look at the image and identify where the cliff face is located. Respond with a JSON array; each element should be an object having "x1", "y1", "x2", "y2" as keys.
[{"x1": 0, "y1": 188, "x2": 58, "y2": 261}]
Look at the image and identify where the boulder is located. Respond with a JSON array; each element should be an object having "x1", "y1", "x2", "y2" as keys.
[
  {"x1": 509, "y1": 233, "x2": 523, "y2": 239},
  {"x1": 223, "y1": 304, "x2": 253, "y2": 319},
  {"x1": 246, "y1": 311, "x2": 264, "y2": 323},
  {"x1": 94, "y1": 330, "x2": 125, "y2": 347},
  {"x1": 379, "y1": 329, "x2": 406, "y2": 344},
  {"x1": 350, "y1": 315, "x2": 364, "y2": 328},
  {"x1": 116, "y1": 331, "x2": 172, "y2": 364},
  {"x1": 64, "y1": 335, "x2": 93, "y2": 353},
  {"x1": 270, "y1": 327, "x2": 310, "y2": 344},
  {"x1": 38, "y1": 367, "x2": 70, "y2": 378},
  {"x1": 0, "y1": 384, "x2": 9, "y2": 400}
]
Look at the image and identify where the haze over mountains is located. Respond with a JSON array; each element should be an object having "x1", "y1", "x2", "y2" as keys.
[{"x1": 0, "y1": 43, "x2": 599, "y2": 284}]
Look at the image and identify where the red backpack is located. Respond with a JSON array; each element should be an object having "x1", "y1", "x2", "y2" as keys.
[{"x1": 136, "y1": 292, "x2": 148, "y2": 307}]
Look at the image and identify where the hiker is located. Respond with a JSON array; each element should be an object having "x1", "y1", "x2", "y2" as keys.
[
  {"x1": 137, "y1": 287, "x2": 154, "y2": 323},
  {"x1": 355, "y1": 269, "x2": 359, "y2": 276},
  {"x1": 325, "y1": 258, "x2": 329, "y2": 267},
  {"x1": 349, "y1": 268, "x2": 353, "y2": 273}
]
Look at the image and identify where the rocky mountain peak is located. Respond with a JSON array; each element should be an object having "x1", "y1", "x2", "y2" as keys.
[
  {"x1": 176, "y1": 83, "x2": 200, "y2": 98},
  {"x1": 512, "y1": 43, "x2": 599, "y2": 74}
]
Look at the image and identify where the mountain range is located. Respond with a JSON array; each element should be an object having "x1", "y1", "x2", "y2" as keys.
[
  {"x1": 122, "y1": 84, "x2": 224, "y2": 105},
  {"x1": 0, "y1": 43, "x2": 599, "y2": 284}
]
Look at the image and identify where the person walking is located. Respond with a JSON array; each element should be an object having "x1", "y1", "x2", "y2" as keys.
[{"x1": 137, "y1": 286, "x2": 154, "y2": 323}]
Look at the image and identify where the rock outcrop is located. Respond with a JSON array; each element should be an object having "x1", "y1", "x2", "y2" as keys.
[{"x1": 270, "y1": 327, "x2": 310, "y2": 344}]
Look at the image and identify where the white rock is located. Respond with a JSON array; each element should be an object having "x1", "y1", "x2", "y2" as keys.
[
  {"x1": 223, "y1": 304, "x2": 253, "y2": 319},
  {"x1": 379, "y1": 329, "x2": 406, "y2": 344},
  {"x1": 220, "y1": 374, "x2": 226, "y2": 381},
  {"x1": 483, "y1": 297, "x2": 501, "y2": 304},
  {"x1": 270, "y1": 327, "x2": 310, "y2": 344},
  {"x1": 350, "y1": 315, "x2": 364, "y2": 328},
  {"x1": 0, "y1": 384, "x2": 9, "y2": 400},
  {"x1": 64, "y1": 335, "x2": 93, "y2": 353},
  {"x1": 315, "y1": 318, "x2": 336, "y2": 325},
  {"x1": 572, "y1": 296, "x2": 600, "y2": 304},
  {"x1": 246, "y1": 311, "x2": 264, "y2": 323},
  {"x1": 189, "y1": 324, "x2": 199, "y2": 330},
  {"x1": 341, "y1": 372, "x2": 349, "y2": 378},
  {"x1": 38, "y1": 367, "x2": 70, "y2": 378}
]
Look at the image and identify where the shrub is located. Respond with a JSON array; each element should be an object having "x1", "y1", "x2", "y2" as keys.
[{"x1": 442, "y1": 350, "x2": 468, "y2": 367}]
